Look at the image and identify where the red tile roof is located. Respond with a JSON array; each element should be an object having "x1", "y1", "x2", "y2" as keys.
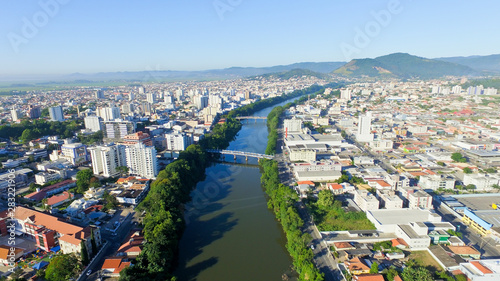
[
  {"x1": 354, "y1": 274, "x2": 385, "y2": 281},
  {"x1": 471, "y1": 261, "x2": 493, "y2": 274},
  {"x1": 328, "y1": 183, "x2": 343, "y2": 190},
  {"x1": 10, "y1": 206, "x2": 91, "y2": 246},
  {"x1": 297, "y1": 181, "x2": 315, "y2": 186},
  {"x1": 46, "y1": 191, "x2": 72, "y2": 206}
]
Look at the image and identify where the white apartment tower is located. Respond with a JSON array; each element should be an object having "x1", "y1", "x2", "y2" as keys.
[
  {"x1": 357, "y1": 112, "x2": 374, "y2": 142},
  {"x1": 99, "y1": 107, "x2": 121, "y2": 121},
  {"x1": 340, "y1": 89, "x2": 352, "y2": 100},
  {"x1": 49, "y1": 106, "x2": 65, "y2": 122},
  {"x1": 84, "y1": 116, "x2": 102, "y2": 132},
  {"x1": 89, "y1": 144, "x2": 126, "y2": 177},
  {"x1": 146, "y1": 93, "x2": 156, "y2": 104},
  {"x1": 284, "y1": 118, "x2": 303, "y2": 134},
  {"x1": 125, "y1": 143, "x2": 158, "y2": 179},
  {"x1": 11, "y1": 109, "x2": 21, "y2": 122}
]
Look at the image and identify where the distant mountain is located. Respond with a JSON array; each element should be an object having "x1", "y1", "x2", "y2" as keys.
[
  {"x1": 251, "y1": 68, "x2": 329, "y2": 80},
  {"x1": 59, "y1": 62, "x2": 346, "y2": 82},
  {"x1": 334, "y1": 53, "x2": 478, "y2": 79},
  {"x1": 435, "y1": 54, "x2": 500, "y2": 73}
]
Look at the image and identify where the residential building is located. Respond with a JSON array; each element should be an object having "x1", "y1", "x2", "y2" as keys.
[
  {"x1": 0, "y1": 245, "x2": 23, "y2": 264},
  {"x1": 357, "y1": 112, "x2": 373, "y2": 142},
  {"x1": 0, "y1": 168, "x2": 31, "y2": 191},
  {"x1": 60, "y1": 142, "x2": 88, "y2": 166},
  {"x1": 49, "y1": 106, "x2": 64, "y2": 122},
  {"x1": 0, "y1": 207, "x2": 101, "y2": 256},
  {"x1": 376, "y1": 190, "x2": 403, "y2": 209},
  {"x1": 104, "y1": 120, "x2": 136, "y2": 141},
  {"x1": 284, "y1": 118, "x2": 303, "y2": 134},
  {"x1": 354, "y1": 190, "x2": 380, "y2": 212},
  {"x1": 89, "y1": 143, "x2": 127, "y2": 177},
  {"x1": 25, "y1": 180, "x2": 76, "y2": 202},
  {"x1": 35, "y1": 172, "x2": 62, "y2": 185},
  {"x1": 146, "y1": 92, "x2": 156, "y2": 104},
  {"x1": 125, "y1": 143, "x2": 158, "y2": 179},
  {"x1": 27, "y1": 105, "x2": 41, "y2": 119},
  {"x1": 463, "y1": 173, "x2": 500, "y2": 191},
  {"x1": 84, "y1": 116, "x2": 102, "y2": 132},
  {"x1": 460, "y1": 259, "x2": 500, "y2": 281},
  {"x1": 122, "y1": 131, "x2": 153, "y2": 147},
  {"x1": 101, "y1": 257, "x2": 131, "y2": 277},
  {"x1": 11, "y1": 109, "x2": 21, "y2": 122},
  {"x1": 99, "y1": 106, "x2": 121, "y2": 121},
  {"x1": 408, "y1": 190, "x2": 433, "y2": 209},
  {"x1": 289, "y1": 149, "x2": 316, "y2": 162},
  {"x1": 418, "y1": 175, "x2": 455, "y2": 191},
  {"x1": 165, "y1": 133, "x2": 191, "y2": 151}
]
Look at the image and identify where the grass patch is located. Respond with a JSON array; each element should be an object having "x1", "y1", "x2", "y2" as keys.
[
  {"x1": 306, "y1": 198, "x2": 375, "y2": 231},
  {"x1": 407, "y1": 250, "x2": 443, "y2": 272}
]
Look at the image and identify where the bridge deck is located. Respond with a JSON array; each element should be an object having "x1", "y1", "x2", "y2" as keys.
[{"x1": 206, "y1": 149, "x2": 274, "y2": 159}]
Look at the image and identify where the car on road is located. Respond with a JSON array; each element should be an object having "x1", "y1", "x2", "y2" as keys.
[
  {"x1": 86, "y1": 270, "x2": 92, "y2": 276},
  {"x1": 310, "y1": 244, "x2": 315, "y2": 250}
]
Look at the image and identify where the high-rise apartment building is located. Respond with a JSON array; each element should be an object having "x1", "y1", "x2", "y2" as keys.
[
  {"x1": 89, "y1": 144, "x2": 127, "y2": 177},
  {"x1": 49, "y1": 106, "x2": 65, "y2": 122},
  {"x1": 125, "y1": 143, "x2": 158, "y2": 179}
]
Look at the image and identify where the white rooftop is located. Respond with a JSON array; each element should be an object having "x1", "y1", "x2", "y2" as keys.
[{"x1": 368, "y1": 209, "x2": 441, "y2": 225}]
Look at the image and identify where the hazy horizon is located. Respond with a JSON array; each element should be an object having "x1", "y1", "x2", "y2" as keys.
[{"x1": 2, "y1": 1, "x2": 500, "y2": 76}]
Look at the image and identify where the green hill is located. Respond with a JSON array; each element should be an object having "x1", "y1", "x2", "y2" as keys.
[
  {"x1": 436, "y1": 54, "x2": 500, "y2": 73},
  {"x1": 253, "y1": 68, "x2": 329, "y2": 80},
  {"x1": 334, "y1": 53, "x2": 478, "y2": 79}
]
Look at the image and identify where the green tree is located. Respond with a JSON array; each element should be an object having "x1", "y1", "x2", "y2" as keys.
[
  {"x1": 370, "y1": 261, "x2": 379, "y2": 274},
  {"x1": 45, "y1": 254, "x2": 81, "y2": 281},
  {"x1": 465, "y1": 184, "x2": 476, "y2": 190},
  {"x1": 451, "y1": 152, "x2": 467, "y2": 163},
  {"x1": 20, "y1": 128, "x2": 35, "y2": 143},
  {"x1": 401, "y1": 266, "x2": 433, "y2": 281},
  {"x1": 116, "y1": 166, "x2": 129, "y2": 176},
  {"x1": 317, "y1": 190, "x2": 335, "y2": 208},
  {"x1": 437, "y1": 161, "x2": 445, "y2": 166},
  {"x1": 485, "y1": 167, "x2": 497, "y2": 173},
  {"x1": 76, "y1": 169, "x2": 93, "y2": 193},
  {"x1": 81, "y1": 241, "x2": 89, "y2": 266},
  {"x1": 385, "y1": 267, "x2": 399, "y2": 281},
  {"x1": 103, "y1": 191, "x2": 119, "y2": 210},
  {"x1": 463, "y1": 167, "x2": 473, "y2": 174}
]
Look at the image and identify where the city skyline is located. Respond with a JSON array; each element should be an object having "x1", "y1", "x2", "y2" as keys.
[{"x1": 1, "y1": 0, "x2": 500, "y2": 76}]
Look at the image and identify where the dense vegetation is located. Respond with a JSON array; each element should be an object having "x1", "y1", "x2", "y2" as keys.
[
  {"x1": 259, "y1": 85, "x2": 340, "y2": 280},
  {"x1": 307, "y1": 192, "x2": 375, "y2": 231},
  {"x1": 120, "y1": 84, "x2": 332, "y2": 280},
  {"x1": 260, "y1": 159, "x2": 323, "y2": 280},
  {"x1": 44, "y1": 254, "x2": 82, "y2": 281},
  {"x1": 0, "y1": 119, "x2": 82, "y2": 142}
]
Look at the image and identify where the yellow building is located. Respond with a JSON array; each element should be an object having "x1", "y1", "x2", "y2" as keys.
[{"x1": 462, "y1": 208, "x2": 492, "y2": 237}]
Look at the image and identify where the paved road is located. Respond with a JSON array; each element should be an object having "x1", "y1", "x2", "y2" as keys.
[
  {"x1": 82, "y1": 209, "x2": 137, "y2": 281},
  {"x1": 276, "y1": 118, "x2": 343, "y2": 280},
  {"x1": 434, "y1": 201, "x2": 500, "y2": 258},
  {"x1": 297, "y1": 202, "x2": 343, "y2": 281}
]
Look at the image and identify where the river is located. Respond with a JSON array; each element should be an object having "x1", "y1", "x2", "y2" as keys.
[{"x1": 175, "y1": 99, "x2": 298, "y2": 281}]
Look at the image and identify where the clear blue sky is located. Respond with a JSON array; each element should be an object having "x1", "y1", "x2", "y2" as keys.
[{"x1": 1, "y1": 0, "x2": 499, "y2": 76}]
